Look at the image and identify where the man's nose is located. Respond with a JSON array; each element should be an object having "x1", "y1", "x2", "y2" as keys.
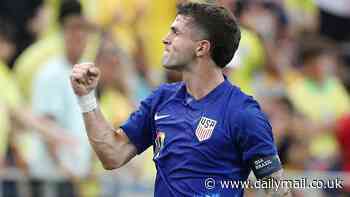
[
  {"x1": 162, "y1": 33, "x2": 171, "y2": 45},
  {"x1": 162, "y1": 38, "x2": 170, "y2": 45}
]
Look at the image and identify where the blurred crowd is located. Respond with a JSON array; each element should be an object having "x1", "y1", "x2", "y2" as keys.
[{"x1": 0, "y1": 0, "x2": 350, "y2": 196}]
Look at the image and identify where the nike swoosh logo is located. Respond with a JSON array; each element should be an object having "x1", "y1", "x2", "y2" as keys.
[{"x1": 154, "y1": 113, "x2": 170, "y2": 121}]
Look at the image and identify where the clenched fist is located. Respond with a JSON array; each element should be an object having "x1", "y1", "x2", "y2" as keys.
[{"x1": 70, "y1": 62, "x2": 100, "y2": 96}]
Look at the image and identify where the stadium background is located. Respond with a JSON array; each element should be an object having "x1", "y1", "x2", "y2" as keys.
[{"x1": 0, "y1": 0, "x2": 350, "y2": 196}]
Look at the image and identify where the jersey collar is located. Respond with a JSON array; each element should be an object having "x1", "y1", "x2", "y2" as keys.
[{"x1": 175, "y1": 76, "x2": 231, "y2": 110}]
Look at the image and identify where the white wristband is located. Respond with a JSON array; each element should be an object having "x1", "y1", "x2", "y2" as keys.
[{"x1": 78, "y1": 90, "x2": 98, "y2": 113}]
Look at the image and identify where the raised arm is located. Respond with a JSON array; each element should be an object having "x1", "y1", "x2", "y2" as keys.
[{"x1": 70, "y1": 63, "x2": 137, "y2": 170}]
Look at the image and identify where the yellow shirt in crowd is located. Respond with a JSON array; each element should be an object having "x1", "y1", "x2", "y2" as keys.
[
  {"x1": 229, "y1": 28, "x2": 265, "y2": 95},
  {"x1": 0, "y1": 62, "x2": 22, "y2": 159},
  {"x1": 287, "y1": 77, "x2": 350, "y2": 159},
  {"x1": 14, "y1": 33, "x2": 63, "y2": 102}
]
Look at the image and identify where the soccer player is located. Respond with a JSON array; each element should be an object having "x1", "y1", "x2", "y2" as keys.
[{"x1": 71, "y1": 2, "x2": 290, "y2": 197}]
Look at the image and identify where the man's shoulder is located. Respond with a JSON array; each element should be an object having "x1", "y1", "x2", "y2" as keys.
[
  {"x1": 224, "y1": 84, "x2": 263, "y2": 121},
  {"x1": 226, "y1": 84, "x2": 257, "y2": 107}
]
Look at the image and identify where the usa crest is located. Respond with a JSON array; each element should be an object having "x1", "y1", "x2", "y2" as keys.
[{"x1": 195, "y1": 117, "x2": 217, "y2": 141}]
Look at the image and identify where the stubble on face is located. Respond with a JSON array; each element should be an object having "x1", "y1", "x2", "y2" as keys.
[{"x1": 162, "y1": 15, "x2": 199, "y2": 71}]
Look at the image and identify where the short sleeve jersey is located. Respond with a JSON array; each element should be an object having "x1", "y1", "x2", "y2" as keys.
[{"x1": 121, "y1": 78, "x2": 279, "y2": 197}]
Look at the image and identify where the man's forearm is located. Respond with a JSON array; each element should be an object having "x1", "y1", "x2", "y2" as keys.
[
  {"x1": 71, "y1": 62, "x2": 137, "y2": 169},
  {"x1": 82, "y1": 108, "x2": 137, "y2": 170}
]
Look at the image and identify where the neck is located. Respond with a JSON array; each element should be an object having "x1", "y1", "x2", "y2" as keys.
[{"x1": 182, "y1": 59, "x2": 224, "y2": 100}]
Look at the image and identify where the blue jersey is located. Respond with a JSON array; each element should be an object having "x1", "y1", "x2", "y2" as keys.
[{"x1": 121, "y1": 79, "x2": 279, "y2": 197}]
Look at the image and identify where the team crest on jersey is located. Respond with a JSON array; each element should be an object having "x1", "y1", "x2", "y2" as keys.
[{"x1": 195, "y1": 117, "x2": 217, "y2": 142}]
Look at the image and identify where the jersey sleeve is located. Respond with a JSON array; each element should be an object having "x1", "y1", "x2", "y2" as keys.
[
  {"x1": 120, "y1": 87, "x2": 161, "y2": 154},
  {"x1": 235, "y1": 102, "x2": 281, "y2": 179}
]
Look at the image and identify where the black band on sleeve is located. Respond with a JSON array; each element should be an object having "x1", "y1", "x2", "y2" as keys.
[{"x1": 249, "y1": 155, "x2": 282, "y2": 179}]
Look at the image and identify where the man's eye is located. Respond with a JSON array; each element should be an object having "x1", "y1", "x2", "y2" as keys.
[{"x1": 171, "y1": 27, "x2": 179, "y2": 35}]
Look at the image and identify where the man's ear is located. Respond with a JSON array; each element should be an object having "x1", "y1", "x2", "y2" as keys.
[{"x1": 196, "y1": 40, "x2": 211, "y2": 57}]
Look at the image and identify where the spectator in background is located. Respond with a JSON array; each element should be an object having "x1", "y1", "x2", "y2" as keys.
[
  {"x1": 0, "y1": 18, "x2": 16, "y2": 66},
  {"x1": 96, "y1": 34, "x2": 135, "y2": 127},
  {"x1": 30, "y1": 1, "x2": 92, "y2": 196},
  {"x1": 13, "y1": 0, "x2": 62, "y2": 102},
  {"x1": 287, "y1": 36, "x2": 350, "y2": 170},
  {"x1": 85, "y1": 0, "x2": 155, "y2": 103},
  {"x1": 315, "y1": 0, "x2": 350, "y2": 96},
  {"x1": 232, "y1": 0, "x2": 312, "y2": 95},
  {"x1": 284, "y1": 0, "x2": 319, "y2": 34},
  {"x1": 233, "y1": 0, "x2": 298, "y2": 94},
  {"x1": 0, "y1": 36, "x2": 29, "y2": 195},
  {"x1": 0, "y1": 18, "x2": 68, "y2": 197},
  {"x1": 259, "y1": 93, "x2": 310, "y2": 197},
  {"x1": 13, "y1": 0, "x2": 101, "y2": 104},
  {"x1": 0, "y1": 18, "x2": 49, "y2": 197},
  {"x1": 89, "y1": 35, "x2": 156, "y2": 197},
  {"x1": 259, "y1": 92, "x2": 310, "y2": 171},
  {"x1": 0, "y1": 0, "x2": 44, "y2": 68},
  {"x1": 0, "y1": 17, "x2": 25, "y2": 169},
  {"x1": 220, "y1": 0, "x2": 265, "y2": 95},
  {"x1": 122, "y1": 3, "x2": 154, "y2": 102}
]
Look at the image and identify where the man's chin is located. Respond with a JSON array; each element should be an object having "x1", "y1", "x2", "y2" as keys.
[
  {"x1": 162, "y1": 64, "x2": 173, "y2": 69},
  {"x1": 162, "y1": 63, "x2": 184, "y2": 71}
]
